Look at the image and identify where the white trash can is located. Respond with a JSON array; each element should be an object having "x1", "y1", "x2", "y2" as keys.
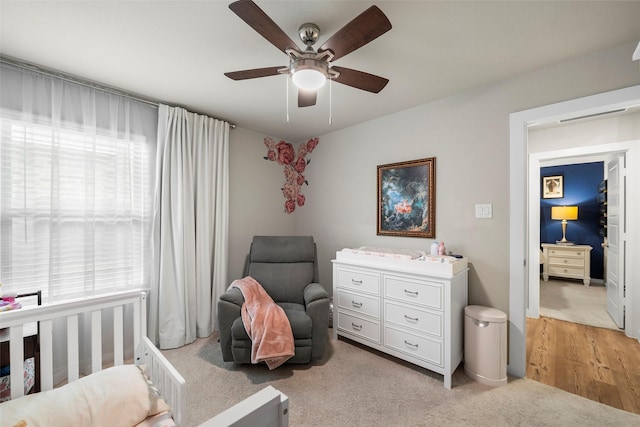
[{"x1": 464, "y1": 305, "x2": 507, "y2": 387}]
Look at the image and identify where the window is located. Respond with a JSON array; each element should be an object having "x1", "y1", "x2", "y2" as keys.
[{"x1": 1, "y1": 112, "x2": 153, "y2": 302}]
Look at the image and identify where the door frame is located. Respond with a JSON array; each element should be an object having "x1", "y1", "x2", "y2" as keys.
[
  {"x1": 527, "y1": 145, "x2": 632, "y2": 319},
  {"x1": 508, "y1": 84, "x2": 640, "y2": 378}
]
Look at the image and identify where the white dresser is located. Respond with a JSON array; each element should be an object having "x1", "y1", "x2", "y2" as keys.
[
  {"x1": 541, "y1": 243, "x2": 592, "y2": 286},
  {"x1": 332, "y1": 250, "x2": 468, "y2": 389}
]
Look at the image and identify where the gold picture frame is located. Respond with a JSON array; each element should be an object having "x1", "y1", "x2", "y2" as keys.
[{"x1": 377, "y1": 157, "x2": 436, "y2": 238}]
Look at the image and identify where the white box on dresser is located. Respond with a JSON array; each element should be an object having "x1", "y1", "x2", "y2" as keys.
[{"x1": 332, "y1": 249, "x2": 469, "y2": 389}]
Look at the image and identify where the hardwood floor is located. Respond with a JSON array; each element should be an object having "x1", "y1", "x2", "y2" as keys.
[{"x1": 526, "y1": 316, "x2": 640, "y2": 415}]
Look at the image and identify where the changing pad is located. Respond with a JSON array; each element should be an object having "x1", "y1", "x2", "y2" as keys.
[
  {"x1": 342, "y1": 246, "x2": 424, "y2": 260},
  {"x1": 336, "y1": 247, "x2": 467, "y2": 276}
]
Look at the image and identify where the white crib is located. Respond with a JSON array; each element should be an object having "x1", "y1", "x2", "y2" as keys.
[
  {"x1": 0, "y1": 290, "x2": 186, "y2": 426},
  {"x1": 0, "y1": 290, "x2": 290, "y2": 427}
]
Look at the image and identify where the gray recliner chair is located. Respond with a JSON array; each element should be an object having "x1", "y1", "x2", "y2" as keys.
[{"x1": 218, "y1": 236, "x2": 330, "y2": 364}]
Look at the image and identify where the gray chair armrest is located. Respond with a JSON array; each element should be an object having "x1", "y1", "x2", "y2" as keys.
[
  {"x1": 304, "y1": 283, "x2": 330, "y2": 360},
  {"x1": 304, "y1": 282, "x2": 328, "y2": 305},
  {"x1": 217, "y1": 287, "x2": 245, "y2": 362},
  {"x1": 220, "y1": 287, "x2": 245, "y2": 307}
]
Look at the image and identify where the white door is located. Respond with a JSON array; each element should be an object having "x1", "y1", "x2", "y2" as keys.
[{"x1": 606, "y1": 154, "x2": 625, "y2": 329}]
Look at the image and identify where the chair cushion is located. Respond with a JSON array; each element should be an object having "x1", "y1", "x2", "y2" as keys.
[
  {"x1": 282, "y1": 307, "x2": 313, "y2": 338},
  {"x1": 247, "y1": 263, "x2": 314, "y2": 304},
  {"x1": 231, "y1": 304, "x2": 312, "y2": 341}
]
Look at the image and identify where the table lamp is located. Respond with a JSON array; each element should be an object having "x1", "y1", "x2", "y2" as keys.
[{"x1": 551, "y1": 205, "x2": 578, "y2": 245}]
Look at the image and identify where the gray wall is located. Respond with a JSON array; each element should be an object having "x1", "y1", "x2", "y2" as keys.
[
  {"x1": 228, "y1": 42, "x2": 640, "y2": 319},
  {"x1": 228, "y1": 127, "x2": 296, "y2": 280}
]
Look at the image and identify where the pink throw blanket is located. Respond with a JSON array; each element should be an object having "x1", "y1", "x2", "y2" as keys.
[{"x1": 230, "y1": 276, "x2": 295, "y2": 369}]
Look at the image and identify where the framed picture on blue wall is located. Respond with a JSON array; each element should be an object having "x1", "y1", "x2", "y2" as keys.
[{"x1": 542, "y1": 175, "x2": 563, "y2": 199}]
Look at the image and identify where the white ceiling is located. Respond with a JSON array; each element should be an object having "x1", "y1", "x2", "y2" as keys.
[{"x1": 1, "y1": 1, "x2": 639, "y2": 141}]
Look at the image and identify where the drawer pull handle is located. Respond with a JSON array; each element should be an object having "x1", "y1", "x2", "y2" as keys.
[
  {"x1": 351, "y1": 279, "x2": 363, "y2": 285},
  {"x1": 404, "y1": 289, "x2": 419, "y2": 296},
  {"x1": 404, "y1": 315, "x2": 419, "y2": 322},
  {"x1": 351, "y1": 323, "x2": 363, "y2": 331},
  {"x1": 404, "y1": 340, "x2": 419, "y2": 349},
  {"x1": 351, "y1": 301, "x2": 362, "y2": 308}
]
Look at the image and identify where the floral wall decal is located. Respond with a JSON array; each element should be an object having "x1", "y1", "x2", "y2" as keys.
[{"x1": 264, "y1": 136, "x2": 319, "y2": 214}]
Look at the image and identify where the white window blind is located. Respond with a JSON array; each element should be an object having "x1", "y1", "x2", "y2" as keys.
[
  {"x1": 0, "y1": 62, "x2": 157, "y2": 302},
  {"x1": 0, "y1": 117, "x2": 151, "y2": 301}
]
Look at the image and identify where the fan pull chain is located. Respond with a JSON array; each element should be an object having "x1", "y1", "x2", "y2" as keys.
[
  {"x1": 329, "y1": 77, "x2": 332, "y2": 125},
  {"x1": 286, "y1": 76, "x2": 290, "y2": 122}
]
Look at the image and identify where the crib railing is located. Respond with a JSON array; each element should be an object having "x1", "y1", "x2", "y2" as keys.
[
  {"x1": 0, "y1": 290, "x2": 145, "y2": 400},
  {"x1": 136, "y1": 335, "x2": 187, "y2": 426}
]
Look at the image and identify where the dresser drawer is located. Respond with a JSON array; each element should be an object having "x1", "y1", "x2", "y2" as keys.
[
  {"x1": 384, "y1": 326, "x2": 443, "y2": 367},
  {"x1": 336, "y1": 268, "x2": 380, "y2": 295},
  {"x1": 337, "y1": 289, "x2": 380, "y2": 319},
  {"x1": 549, "y1": 265, "x2": 584, "y2": 277},
  {"x1": 546, "y1": 248, "x2": 588, "y2": 259},
  {"x1": 384, "y1": 301, "x2": 442, "y2": 338},
  {"x1": 337, "y1": 312, "x2": 380, "y2": 343},
  {"x1": 384, "y1": 276, "x2": 442, "y2": 310},
  {"x1": 548, "y1": 256, "x2": 584, "y2": 268}
]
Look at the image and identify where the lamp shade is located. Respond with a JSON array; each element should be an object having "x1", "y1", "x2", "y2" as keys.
[{"x1": 551, "y1": 206, "x2": 578, "y2": 220}]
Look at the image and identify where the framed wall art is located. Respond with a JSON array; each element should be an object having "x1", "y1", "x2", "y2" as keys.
[
  {"x1": 377, "y1": 157, "x2": 436, "y2": 238},
  {"x1": 542, "y1": 175, "x2": 563, "y2": 199}
]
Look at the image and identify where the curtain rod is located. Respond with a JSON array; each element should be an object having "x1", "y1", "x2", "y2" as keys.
[{"x1": 0, "y1": 55, "x2": 237, "y2": 129}]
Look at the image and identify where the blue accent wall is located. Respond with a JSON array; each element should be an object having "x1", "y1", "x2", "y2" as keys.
[{"x1": 540, "y1": 162, "x2": 604, "y2": 280}]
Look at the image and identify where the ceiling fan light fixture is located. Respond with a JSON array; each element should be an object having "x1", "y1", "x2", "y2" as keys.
[
  {"x1": 291, "y1": 59, "x2": 327, "y2": 91},
  {"x1": 226, "y1": 1, "x2": 391, "y2": 107},
  {"x1": 292, "y1": 69, "x2": 326, "y2": 91}
]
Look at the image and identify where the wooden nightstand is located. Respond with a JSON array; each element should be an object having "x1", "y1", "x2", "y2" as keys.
[{"x1": 541, "y1": 243, "x2": 592, "y2": 286}]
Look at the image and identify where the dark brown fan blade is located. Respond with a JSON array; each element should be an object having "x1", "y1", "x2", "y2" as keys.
[
  {"x1": 331, "y1": 67, "x2": 389, "y2": 93},
  {"x1": 318, "y1": 6, "x2": 391, "y2": 61},
  {"x1": 225, "y1": 66, "x2": 284, "y2": 80},
  {"x1": 298, "y1": 89, "x2": 317, "y2": 107},
  {"x1": 229, "y1": 0, "x2": 300, "y2": 54}
]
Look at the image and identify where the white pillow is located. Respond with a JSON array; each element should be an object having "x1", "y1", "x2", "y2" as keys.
[{"x1": 0, "y1": 364, "x2": 171, "y2": 427}]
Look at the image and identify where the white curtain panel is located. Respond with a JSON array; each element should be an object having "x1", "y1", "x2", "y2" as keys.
[{"x1": 149, "y1": 104, "x2": 229, "y2": 349}]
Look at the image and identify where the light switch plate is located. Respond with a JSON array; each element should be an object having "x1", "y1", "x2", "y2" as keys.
[{"x1": 475, "y1": 203, "x2": 493, "y2": 219}]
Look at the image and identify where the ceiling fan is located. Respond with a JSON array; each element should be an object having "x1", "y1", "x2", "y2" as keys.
[{"x1": 224, "y1": 0, "x2": 392, "y2": 107}]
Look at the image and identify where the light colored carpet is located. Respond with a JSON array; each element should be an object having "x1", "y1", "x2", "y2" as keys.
[
  {"x1": 161, "y1": 332, "x2": 640, "y2": 426},
  {"x1": 539, "y1": 278, "x2": 619, "y2": 330}
]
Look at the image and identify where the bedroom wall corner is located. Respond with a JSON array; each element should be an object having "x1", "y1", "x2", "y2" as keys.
[{"x1": 228, "y1": 127, "x2": 296, "y2": 283}]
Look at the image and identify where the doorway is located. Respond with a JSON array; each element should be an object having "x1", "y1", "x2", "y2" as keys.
[
  {"x1": 536, "y1": 158, "x2": 615, "y2": 329},
  {"x1": 525, "y1": 141, "x2": 637, "y2": 408},
  {"x1": 527, "y1": 146, "x2": 633, "y2": 326},
  {"x1": 507, "y1": 84, "x2": 640, "y2": 378}
]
